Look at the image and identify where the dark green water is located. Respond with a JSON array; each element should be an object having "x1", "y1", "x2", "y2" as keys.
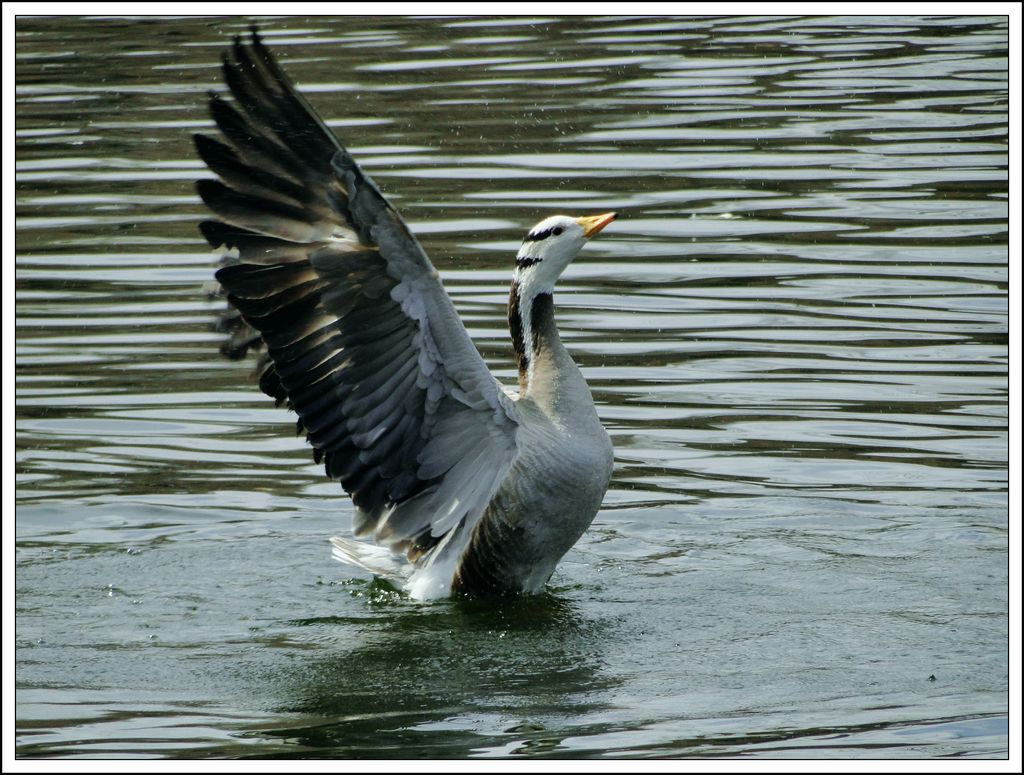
[{"x1": 14, "y1": 14, "x2": 1009, "y2": 759}]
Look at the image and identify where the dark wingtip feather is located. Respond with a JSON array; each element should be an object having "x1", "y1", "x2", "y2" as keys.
[
  {"x1": 195, "y1": 177, "x2": 226, "y2": 209},
  {"x1": 250, "y1": 25, "x2": 273, "y2": 61},
  {"x1": 197, "y1": 177, "x2": 311, "y2": 230},
  {"x1": 193, "y1": 132, "x2": 234, "y2": 169},
  {"x1": 199, "y1": 219, "x2": 231, "y2": 248}
]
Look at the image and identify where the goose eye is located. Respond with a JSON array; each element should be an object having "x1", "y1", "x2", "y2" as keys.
[{"x1": 553, "y1": 227, "x2": 564, "y2": 236}]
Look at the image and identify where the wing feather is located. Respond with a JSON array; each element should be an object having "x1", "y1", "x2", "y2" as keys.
[{"x1": 197, "y1": 28, "x2": 519, "y2": 571}]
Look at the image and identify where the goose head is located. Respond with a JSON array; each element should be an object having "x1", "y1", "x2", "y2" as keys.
[{"x1": 514, "y1": 212, "x2": 617, "y2": 296}]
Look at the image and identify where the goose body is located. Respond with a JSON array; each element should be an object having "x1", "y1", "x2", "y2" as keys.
[{"x1": 196, "y1": 29, "x2": 615, "y2": 599}]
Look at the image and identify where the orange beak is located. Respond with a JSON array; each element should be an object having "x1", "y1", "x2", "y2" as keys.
[{"x1": 576, "y1": 211, "x2": 617, "y2": 239}]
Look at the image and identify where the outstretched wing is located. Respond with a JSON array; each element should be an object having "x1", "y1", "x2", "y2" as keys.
[{"x1": 196, "y1": 28, "x2": 519, "y2": 562}]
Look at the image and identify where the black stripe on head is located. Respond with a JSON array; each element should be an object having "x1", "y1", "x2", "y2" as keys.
[
  {"x1": 524, "y1": 224, "x2": 566, "y2": 243},
  {"x1": 515, "y1": 255, "x2": 541, "y2": 268}
]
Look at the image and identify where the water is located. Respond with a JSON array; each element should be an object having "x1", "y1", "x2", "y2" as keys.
[{"x1": 13, "y1": 14, "x2": 1009, "y2": 760}]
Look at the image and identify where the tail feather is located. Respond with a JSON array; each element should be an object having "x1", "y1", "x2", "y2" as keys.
[{"x1": 330, "y1": 536, "x2": 407, "y2": 582}]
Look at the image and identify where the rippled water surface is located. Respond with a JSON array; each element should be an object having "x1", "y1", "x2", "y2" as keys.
[{"x1": 13, "y1": 14, "x2": 1009, "y2": 759}]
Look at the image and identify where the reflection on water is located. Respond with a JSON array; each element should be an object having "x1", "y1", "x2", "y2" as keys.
[
  {"x1": 14, "y1": 14, "x2": 1008, "y2": 759},
  {"x1": 254, "y1": 594, "x2": 618, "y2": 757}
]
